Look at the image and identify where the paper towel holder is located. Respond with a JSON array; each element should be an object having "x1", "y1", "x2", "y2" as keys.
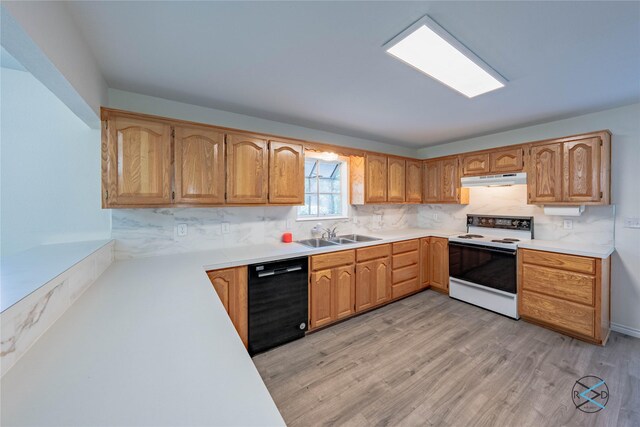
[{"x1": 543, "y1": 205, "x2": 585, "y2": 217}]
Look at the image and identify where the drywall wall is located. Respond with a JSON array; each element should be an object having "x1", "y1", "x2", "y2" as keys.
[
  {"x1": 0, "y1": 67, "x2": 111, "y2": 256},
  {"x1": 108, "y1": 89, "x2": 419, "y2": 158},
  {"x1": 1, "y1": 2, "x2": 106, "y2": 126},
  {"x1": 419, "y1": 103, "x2": 640, "y2": 337}
]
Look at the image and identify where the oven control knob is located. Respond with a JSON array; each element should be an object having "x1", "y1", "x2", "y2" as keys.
[{"x1": 299, "y1": 323, "x2": 307, "y2": 330}]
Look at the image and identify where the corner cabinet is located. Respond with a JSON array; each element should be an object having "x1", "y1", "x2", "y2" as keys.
[
  {"x1": 226, "y1": 134, "x2": 269, "y2": 204},
  {"x1": 102, "y1": 114, "x2": 172, "y2": 207},
  {"x1": 527, "y1": 131, "x2": 610, "y2": 205},
  {"x1": 207, "y1": 267, "x2": 248, "y2": 347},
  {"x1": 422, "y1": 157, "x2": 468, "y2": 204},
  {"x1": 174, "y1": 125, "x2": 225, "y2": 205},
  {"x1": 268, "y1": 140, "x2": 304, "y2": 204},
  {"x1": 405, "y1": 160, "x2": 423, "y2": 203}
]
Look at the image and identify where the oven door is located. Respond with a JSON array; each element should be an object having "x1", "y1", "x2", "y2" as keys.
[{"x1": 448, "y1": 242, "x2": 517, "y2": 294}]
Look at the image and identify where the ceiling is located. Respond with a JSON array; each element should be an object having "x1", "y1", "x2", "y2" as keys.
[{"x1": 65, "y1": 1, "x2": 640, "y2": 148}]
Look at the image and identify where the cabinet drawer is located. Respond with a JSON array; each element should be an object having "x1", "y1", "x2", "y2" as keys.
[
  {"x1": 521, "y1": 249, "x2": 596, "y2": 274},
  {"x1": 392, "y1": 239, "x2": 419, "y2": 254},
  {"x1": 521, "y1": 291, "x2": 594, "y2": 338},
  {"x1": 392, "y1": 278, "x2": 419, "y2": 299},
  {"x1": 393, "y1": 264, "x2": 419, "y2": 284},
  {"x1": 522, "y1": 264, "x2": 595, "y2": 306},
  {"x1": 357, "y1": 244, "x2": 391, "y2": 262},
  {"x1": 393, "y1": 251, "x2": 418, "y2": 269},
  {"x1": 312, "y1": 250, "x2": 355, "y2": 271}
]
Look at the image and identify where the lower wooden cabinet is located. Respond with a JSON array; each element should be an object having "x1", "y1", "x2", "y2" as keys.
[
  {"x1": 429, "y1": 237, "x2": 449, "y2": 293},
  {"x1": 356, "y1": 257, "x2": 391, "y2": 310},
  {"x1": 420, "y1": 238, "x2": 430, "y2": 289},
  {"x1": 518, "y1": 248, "x2": 610, "y2": 345},
  {"x1": 207, "y1": 267, "x2": 248, "y2": 347},
  {"x1": 391, "y1": 240, "x2": 420, "y2": 299},
  {"x1": 310, "y1": 250, "x2": 356, "y2": 330}
]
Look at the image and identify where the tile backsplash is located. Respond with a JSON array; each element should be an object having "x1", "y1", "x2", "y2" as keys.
[
  {"x1": 417, "y1": 185, "x2": 614, "y2": 244},
  {"x1": 113, "y1": 185, "x2": 614, "y2": 259},
  {"x1": 112, "y1": 204, "x2": 418, "y2": 259}
]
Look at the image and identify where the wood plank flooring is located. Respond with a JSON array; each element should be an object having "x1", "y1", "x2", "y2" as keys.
[{"x1": 253, "y1": 290, "x2": 640, "y2": 427}]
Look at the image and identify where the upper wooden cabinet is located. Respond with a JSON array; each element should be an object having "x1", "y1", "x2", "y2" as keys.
[
  {"x1": 387, "y1": 157, "x2": 406, "y2": 203},
  {"x1": 441, "y1": 157, "x2": 461, "y2": 203},
  {"x1": 423, "y1": 160, "x2": 441, "y2": 203},
  {"x1": 268, "y1": 140, "x2": 304, "y2": 204},
  {"x1": 226, "y1": 134, "x2": 269, "y2": 204},
  {"x1": 490, "y1": 147, "x2": 524, "y2": 173},
  {"x1": 422, "y1": 157, "x2": 468, "y2": 204},
  {"x1": 405, "y1": 160, "x2": 422, "y2": 203},
  {"x1": 365, "y1": 153, "x2": 388, "y2": 203},
  {"x1": 461, "y1": 153, "x2": 490, "y2": 176},
  {"x1": 527, "y1": 131, "x2": 610, "y2": 205},
  {"x1": 174, "y1": 125, "x2": 225, "y2": 205},
  {"x1": 102, "y1": 114, "x2": 172, "y2": 207}
]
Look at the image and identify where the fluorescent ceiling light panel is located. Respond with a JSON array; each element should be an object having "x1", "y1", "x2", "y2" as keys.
[{"x1": 385, "y1": 16, "x2": 506, "y2": 98}]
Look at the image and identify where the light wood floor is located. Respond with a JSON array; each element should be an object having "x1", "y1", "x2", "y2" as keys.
[{"x1": 253, "y1": 290, "x2": 640, "y2": 427}]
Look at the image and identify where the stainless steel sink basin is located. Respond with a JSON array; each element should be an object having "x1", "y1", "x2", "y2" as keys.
[
  {"x1": 327, "y1": 237, "x2": 359, "y2": 245},
  {"x1": 336, "y1": 234, "x2": 381, "y2": 242},
  {"x1": 297, "y1": 238, "x2": 340, "y2": 248}
]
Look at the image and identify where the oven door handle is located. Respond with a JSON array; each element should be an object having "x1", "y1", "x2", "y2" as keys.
[{"x1": 448, "y1": 241, "x2": 517, "y2": 255}]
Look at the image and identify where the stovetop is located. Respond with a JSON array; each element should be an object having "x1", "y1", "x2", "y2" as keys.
[{"x1": 449, "y1": 214, "x2": 534, "y2": 249}]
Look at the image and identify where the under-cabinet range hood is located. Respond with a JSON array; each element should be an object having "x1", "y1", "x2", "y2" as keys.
[{"x1": 461, "y1": 172, "x2": 526, "y2": 188}]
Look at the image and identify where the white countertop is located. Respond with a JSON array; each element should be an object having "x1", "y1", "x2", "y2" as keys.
[
  {"x1": 1, "y1": 240, "x2": 113, "y2": 312},
  {"x1": 518, "y1": 239, "x2": 614, "y2": 258},
  {"x1": 0, "y1": 228, "x2": 457, "y2": 427},
  {"x1": 0, "y1": 228, "x2": 613, "y2": 426}
]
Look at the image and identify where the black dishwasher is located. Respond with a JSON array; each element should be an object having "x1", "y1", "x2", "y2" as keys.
[{"x1": 248, "y1": 257, "x2": 308, "y2": 355}]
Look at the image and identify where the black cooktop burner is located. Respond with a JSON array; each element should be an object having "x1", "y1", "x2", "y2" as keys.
[
  {"x1": 502, "y1": 238, "x2": 520, "y2": 242},
  {"x1": 458, "y1": 234, "x2": 484, "y2": 239},
  {"x1": 491, "y1": 239, "x2": 517, "y2": 244}
]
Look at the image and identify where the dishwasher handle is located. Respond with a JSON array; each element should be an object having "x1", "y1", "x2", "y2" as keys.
[{"x1": 257, "y1": 265, "x2": 303, "y2": 278}]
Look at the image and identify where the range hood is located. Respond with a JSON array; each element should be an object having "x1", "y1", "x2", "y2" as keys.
[{"x1": 461, "y1": 172, "x2": 526, "y2": 187}]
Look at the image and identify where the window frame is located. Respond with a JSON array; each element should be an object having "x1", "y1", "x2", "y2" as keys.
[{"x1": 296, "y1": 153, "x2": 350, "y2": 221}]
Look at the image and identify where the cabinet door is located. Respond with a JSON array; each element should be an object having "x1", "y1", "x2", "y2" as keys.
[
  {"x1": 441, "y1": 158, "x2": 460, "y2": 203},
  {"x1": 405, "y1": 160, "x2": 422, "y2": 203},
  {"x1": 387, "y1": 157, "x2": 406, "y2": 203},
  {"x1": 420, "y1": 238, "x2": 430, "y2": 289},
  {"x1": 310, "y1": 269, "x2": 334, "y2": 329},
  {"x1": 423, "y1": 160, "x2": 441, "y2": 203},
  {"x1": 174, "y1": 125, "x2": 225, "y2": 205},
  {"x1": 563, "y1": 137, "x2": 601, "y2": 202},
  {"x1": 490, "y1": 147, "x2": 523, "y2": 173},
  {"x1": 334, "y1": 265, "x2": 356, "y2": 320},
  {"x1": 269, "y1": 140, "x2": 304, "y2": 204},
  {"x1": 207, "y1": 267, "x2": 248, "y2": 347},
  {"x1": 461, "y1": 153, "x2": 490, "y2": 176},
  {"x1": 226, "y1": 134, "x2": 268, "y2": 204},
  {"x1": 373, "y1": 257, "x2": 392, "y2": 305},
  {"x1": 355, "y1": 261, "x2": 375, "y2": 312},
  {"x1": 529, "y1": 143, "x2": 562, "y2": 203},
  {"x1": 430, "y1": 237, "x2": 449, "y2": 292},
  {"x1": 365, "y1": 154, "x2": 388, "y2": 203},
  {"x1": 105, "y1": 115, "x2": 172, "y2": 205}
]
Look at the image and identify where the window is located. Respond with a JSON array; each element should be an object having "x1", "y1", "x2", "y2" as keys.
[{"x1": 297, "y1": 154, "x2": 349, "y2": 220}]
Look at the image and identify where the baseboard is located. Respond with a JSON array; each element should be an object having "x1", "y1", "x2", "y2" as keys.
[{"x1": 611, "y1": 322, "x2": 640, "y2": 339}]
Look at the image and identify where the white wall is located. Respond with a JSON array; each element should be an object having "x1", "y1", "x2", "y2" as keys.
[
  {"x1": 418, "y1": 103, "x2": 640, "y2": 336},
  {"x1": 0, "y1": 68, "x2": 111, "y2": 256},
  {"x1": 108, "y1": 89, "x2": 419, "y2": 158}
]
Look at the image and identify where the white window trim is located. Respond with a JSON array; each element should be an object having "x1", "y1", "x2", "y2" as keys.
[{"x1": 296, "y1": 152, "x2": 350, "y2": 221}]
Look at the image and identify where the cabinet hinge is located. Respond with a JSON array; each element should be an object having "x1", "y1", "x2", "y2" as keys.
[
  {"x1": 172, "y1": 191, "x2": 175, "y2": 200},
  {"x1": 600, "y1": 191, "x2": 603, "y2": 198},
  {"x1": 105, "y1": 190, "x2": 108, "y2": 200},
  {"x1": 171, "y1": 129, "x2": 175, "y2": 138}
]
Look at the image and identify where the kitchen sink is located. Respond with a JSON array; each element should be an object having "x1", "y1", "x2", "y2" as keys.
[
  {"x1": 336, "y1": 234, "x2": 381, "y2": 242},
  {"x1": 296, "y1": 238, "x2": 340, "y2": 248}
]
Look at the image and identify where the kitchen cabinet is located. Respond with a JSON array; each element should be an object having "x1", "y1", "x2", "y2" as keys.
[
  {"x1": 527, "y1": 131, "x2": 611, "y2": 205},
  {"x1": 207, "y1": 267, "x2": 248, "y2": 347},
  {"x1": 422, "y1": 160, "x2": 441, "y2": 203},
  {"x1": 420, "y1": 238, "x2": 430, "y2": 289},
  {"x1": 489, "y1": 147, "x2": 524, "y2": 173},
  {"x1": 405, "y1": 160, "x2": 423, "y2": 203},
  {"x1": 461, "y1": 153, "x2": 490, "y2": 176},
  {"x1": 174, "y1": 125, "x2": 225, "y2": 205},
  {"x1": 268, "y1": 140, "x2": 304, "y2": 204},
  {"x1": 365, "y1": 154, "x2": 388, "y2": 203},
  {"x1": 422, "y1": 158, "x2": 468, "y2": 204},
  {"x1": 226, "y1": 133, "x2": 269, "y2": 204},
  {"x1": 441, "y1": 157, "x2": 461, "y2": 203},
  {"x1": 387, "y1": 157, "x2": 406, "y2": 203},
  {"x1": 355, "y1": 244, "x2": 391, "y2": 311},
  {"x1": 519, "y1": 248, "x2": 610, "y2": 345},
  {"x1": 102, "y1": 114, "x2": 172, "y2": 207},
  {"x1": 429, "y1": 237, "x2": 449, "y2": 293},
  {"x1": 310, "y1": 250, "x2": 356, "y2": 330},
  {"x1": 391, "y1": 240, "x2": 420, "y2": 299}
]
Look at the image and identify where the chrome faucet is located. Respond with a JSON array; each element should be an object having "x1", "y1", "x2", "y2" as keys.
[{"x1": 322, "y1": 226, "x2": 338, "y2": 240}]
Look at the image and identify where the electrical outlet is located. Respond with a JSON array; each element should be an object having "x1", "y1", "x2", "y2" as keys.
[
  {"x1": 563, "y1": 219, "x2": 573, "y2": 230},
  {"x1": 177, "y1": 223, "x2": 188, "y2": 237},
  {"x1": 433, "y1": 213, "x2": 439, "y2": 220},
  {"x1": 624, "y1": 217, "x2": 640, "y2": 229},
  {"x1": 222, "y1": 222, "x2": 230, "y2": 234}
]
